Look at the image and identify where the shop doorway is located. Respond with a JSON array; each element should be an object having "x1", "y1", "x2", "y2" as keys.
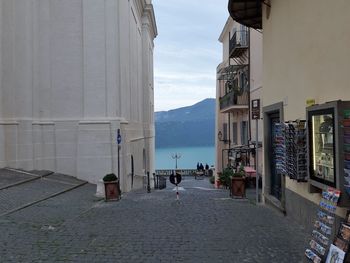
[
  {"x1": 270, "y1": 113, "x2": 281, "y2": 199},
  {"x1": 263, "y1": 102, "x2": 285, "y2": 211}
]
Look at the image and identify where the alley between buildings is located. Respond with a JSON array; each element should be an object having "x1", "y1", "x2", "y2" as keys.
[{"x1": 0, "y1": 168, "x2": 309, "y2": 262}]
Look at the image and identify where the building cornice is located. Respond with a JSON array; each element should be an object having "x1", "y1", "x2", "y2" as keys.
[
  {"x1": 134, "y1": 0, "x2": 144, "y2": 22},
  {"x1": 218, "y1": 17, "x2": 234, "y2": 43},
  {"x1": 143, "y1": 3, "x2": 158, "y2": 39}
]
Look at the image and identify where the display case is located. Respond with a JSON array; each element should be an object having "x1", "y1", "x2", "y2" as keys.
[
  {"x1": 309, "y1": 108, "x2": 335, "y2": 186},
  {"x1": 307, "y1": 101, "x2": 350, "y2": 206}
]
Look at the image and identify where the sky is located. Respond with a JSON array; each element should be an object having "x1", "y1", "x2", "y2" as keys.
[{"x1": 152, "y1": 0, "x2": 229, "y2": 112}]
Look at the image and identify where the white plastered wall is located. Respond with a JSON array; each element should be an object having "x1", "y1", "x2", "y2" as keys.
[{"x1": 0, "y1": 0, "x2": 157, "y2": 191}]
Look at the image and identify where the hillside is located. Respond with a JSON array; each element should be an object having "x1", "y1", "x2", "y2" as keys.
[{"x1": 155, "y1": 98, "x2": 215, "y2": 148}]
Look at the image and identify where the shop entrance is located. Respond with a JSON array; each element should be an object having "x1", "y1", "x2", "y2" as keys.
[
  {"x1": 270, "y1": 113, "x2": 282, "y2": 200},
  {"x1": 263, "y1": 102, "x2": 285, "y2": 211}
]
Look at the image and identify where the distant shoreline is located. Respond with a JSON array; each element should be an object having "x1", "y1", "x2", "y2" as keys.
[{"x1": 155, "y1": 145, "x2": 215, "y2": 169}]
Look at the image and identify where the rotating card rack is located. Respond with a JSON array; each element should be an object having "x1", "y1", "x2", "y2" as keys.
[
  {"x1": 305, "y1": 188, "x2": 340, "y2": 262},
  {"x1": 272, "y1": 121, "x2": 307, "y2": 181}
]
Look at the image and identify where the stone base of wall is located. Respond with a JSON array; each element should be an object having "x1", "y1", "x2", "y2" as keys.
[{"x1": 285, "y1": 188, "x2": 342, "y2": 240}]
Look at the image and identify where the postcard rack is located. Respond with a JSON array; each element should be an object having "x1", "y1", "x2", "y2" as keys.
[
  {"x1": 305, "y1": 188, "x2": 341, "y2": 262},
  {"x1": 272, "y1": 121, "x2": 307, "y2": 181}
]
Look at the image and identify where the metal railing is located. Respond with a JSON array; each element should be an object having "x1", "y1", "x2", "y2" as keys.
[
  {"x1": 154, "y1": 173, "x2": 167, "y2": 190},
  {"x1": 219, "y1": 90, "x2": 249, "y2": 110},
  {"x1": 155, "y1": 169, "x2": 197, "y2": 176},
  {"x1": 229, "y1": 30, "x2": 249, "y2": 55}
]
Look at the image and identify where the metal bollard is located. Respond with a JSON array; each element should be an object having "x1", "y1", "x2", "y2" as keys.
[
  {"x1": 147, "y1": 172, "x2": 151, "y2": 193},
  {"x1": 153, "y1": 173, "x2": 156, "y2": 189}
]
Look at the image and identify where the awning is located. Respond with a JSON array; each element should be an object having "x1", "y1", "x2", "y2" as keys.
[{"x1": 228, "y1": 0, "x2": 262, "y2": 30}]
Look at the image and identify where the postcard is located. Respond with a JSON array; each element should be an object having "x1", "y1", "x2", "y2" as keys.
[{"x1": 325, "y1": 244, "x2": 345, "y2": 263}]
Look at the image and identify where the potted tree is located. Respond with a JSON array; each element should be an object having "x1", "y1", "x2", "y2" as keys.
[
  {"x1": 103, "y1": 173, "x2": 121, "y2": 201},
  {"x1": 231, "y1": 166, "x2": 246, "y2": 198}
]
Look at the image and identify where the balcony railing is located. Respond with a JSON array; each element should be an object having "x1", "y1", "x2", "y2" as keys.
[
  {"x1": 229, "y1": 30, "x2": 249, "y2": 57},
  {"x1": 219, "y1": 90, "x2": 249, "y2": 111}
]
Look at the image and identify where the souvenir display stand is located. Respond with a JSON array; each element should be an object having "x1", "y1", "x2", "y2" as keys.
[
  {"x1": 272, "y1": 121, "x2": 307, "y2": 181},
  {"x1": 307, "y1": 101, "x2": 350, "y2": 207},
  {"x1": 305, "y1": 188, "x2": 341, "y2": 262}
]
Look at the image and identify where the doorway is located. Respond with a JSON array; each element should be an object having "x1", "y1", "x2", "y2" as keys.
[
  {"x1": 263, "y1": 102, "x2": 285, "y2": 211},
  {"x1": 269, "y1": 113, "x2": 281, "y2": 200}
]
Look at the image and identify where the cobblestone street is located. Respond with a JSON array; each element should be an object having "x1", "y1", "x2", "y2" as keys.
[{"x1": 0, "y1": 169, "x2": 309, "y2": 262}]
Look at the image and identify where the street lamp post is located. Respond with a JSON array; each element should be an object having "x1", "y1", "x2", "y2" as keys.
[{"x1": 171, "y1": 153, "x2": 182, "y2": 170}]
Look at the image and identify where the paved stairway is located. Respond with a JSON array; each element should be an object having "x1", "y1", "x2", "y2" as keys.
[{"x1": 0, "y1": 168, "x2": 87, "y2": 216}]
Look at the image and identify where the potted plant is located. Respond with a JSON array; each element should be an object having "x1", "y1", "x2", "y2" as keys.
[
  {"x1": 209, "y1": 176, "x2": 215, "y2": 184},
  {"x1": 231, "y1": 167, "x2": 246, "y2": 198},
  {"x1": 219, "y1": 168, "x2": 234, "y2": 189},
  {"x1": 103, "y1": 173, "x2": 121, "y2": 201}
]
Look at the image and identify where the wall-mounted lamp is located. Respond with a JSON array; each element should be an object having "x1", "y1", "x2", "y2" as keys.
[
  {"x1": 218, "y1": 131, "x2": 223, "y2": 141},
  {"x1": 218, "y1": 131, "x2": 229, "y2": 144}
]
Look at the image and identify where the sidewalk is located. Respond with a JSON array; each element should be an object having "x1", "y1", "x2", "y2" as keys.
[{"x1": 0, "y1": 170, "x2": 309, "y2": 262}]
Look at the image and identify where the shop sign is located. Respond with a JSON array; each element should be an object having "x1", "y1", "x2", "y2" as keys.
[{"x1": 306, "y1": 99, "x2": 316, "y2": 107}]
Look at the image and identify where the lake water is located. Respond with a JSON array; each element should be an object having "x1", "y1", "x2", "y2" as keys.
[{"x1": 155, "y1": 146, "x2": 215, "y2": 169}]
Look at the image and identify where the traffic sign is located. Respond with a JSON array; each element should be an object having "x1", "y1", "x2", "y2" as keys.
[
  {"x1": 169, "y1": 173, "x2": 182, "y2": 185},
  {"x1": 117, "y1": 129, "x2": 122, "y2": 144},
  {"x1": 252, "y1": 99, "x2": 260, "y2": 120}
]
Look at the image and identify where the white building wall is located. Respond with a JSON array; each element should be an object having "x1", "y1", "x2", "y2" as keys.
[{"x1": 0, "y1": 0, "x2": 157, "y2": 191}]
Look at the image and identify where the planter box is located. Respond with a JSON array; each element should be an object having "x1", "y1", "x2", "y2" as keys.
[
  {"x1": 104, "y1": 180, "x2": 121, "y2": 201},
  {"x1": 231, "y1": 177, "x2": 246, "y2": 198}
]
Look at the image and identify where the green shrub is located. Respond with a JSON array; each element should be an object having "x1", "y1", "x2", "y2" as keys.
[
  {"x1": 231, "y1": 165, "x2": 245, "y2": 178},
  {"x1": 103, "y1": 173, "x2": 118, "y2": 182},
  {"x1": 209, "y1": 176, "x2": 215, "y2": 184},
  {"x1": 219, "y1": 168, "x2": 234, "y2": 187}
]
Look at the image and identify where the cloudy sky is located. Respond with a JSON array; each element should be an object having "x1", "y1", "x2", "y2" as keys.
[{"x1": 152, "y1": 0, "x2": 229, "y2": 112}]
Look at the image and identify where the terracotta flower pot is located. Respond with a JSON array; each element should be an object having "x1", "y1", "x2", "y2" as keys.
[
  {"x1": 104, "y1": 180, "x2": 121, "y2": 201},
  {"x1": 231, "y1": 177, "x2": 246, "y2": 198}
]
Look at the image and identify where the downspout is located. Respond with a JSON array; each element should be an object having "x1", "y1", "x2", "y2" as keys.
[
  {"x1": 248, "y1": 28, "x2": 252, "y2": 142},
  {"x1": 228, "y1": 31, "x2": 232, "y2": 164}
]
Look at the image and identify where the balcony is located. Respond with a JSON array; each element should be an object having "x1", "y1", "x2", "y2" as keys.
[
  {"x1": 219, "y1": 90, "x2": 249, "y2": 113},
  {"x1": 229, "y1": 30, "x2": 249, "y2": 58},
  {"x1": 228, "y1": 0, "x2": 262, "y2": 30}
]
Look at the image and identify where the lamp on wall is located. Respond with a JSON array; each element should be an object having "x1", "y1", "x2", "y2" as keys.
[
  {"x1": 218, "y1": 131, "x2": 223, "y2": 141},
  {"x1": 218, "y1": 131, "x2": 229, "y2": 144}
]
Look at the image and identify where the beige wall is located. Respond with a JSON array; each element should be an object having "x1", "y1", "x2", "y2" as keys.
[
  {"x1": 263, "y1": 0, "x2": 350, "y2": 119},
  {"x1": 216, "y1": 17, "x2": 263, "y2": 181},
  {"x1": 262, "y1": 0, "x2": 350, "y2": 215}
]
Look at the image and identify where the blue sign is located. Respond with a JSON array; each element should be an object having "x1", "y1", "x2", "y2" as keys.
[{"x1": 117, "y1": 134, "x2": 122, "y2": 144}]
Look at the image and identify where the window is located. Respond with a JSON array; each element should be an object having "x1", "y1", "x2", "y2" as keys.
[
  {"x1": 240, "y1": 72, "x2": 245, "y2": 91},
  {"x1": 223, "y1": 123, "x2": 228, "y2": 142},
  {"x1": 232, "y1": 122, "x2": 238, "y2": 145},
  {"x1": 241, "y1": 121, "x2": 248, "y2": 145}
]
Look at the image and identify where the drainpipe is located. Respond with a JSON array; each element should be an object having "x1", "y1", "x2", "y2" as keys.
[
  {"x1": 248, "y1": 28, "x2": 252, "y2": 142},
  {"x1": 228, "y1": 113, "x2": 231, "y2": 149},
  {"x1": 228, "y1": 31, "x2": 232, "y2": 151}
]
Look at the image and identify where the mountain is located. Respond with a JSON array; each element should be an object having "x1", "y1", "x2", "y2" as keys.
[{"x1": 155, "y1": 98, "x2": 215, "y2": 148}]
